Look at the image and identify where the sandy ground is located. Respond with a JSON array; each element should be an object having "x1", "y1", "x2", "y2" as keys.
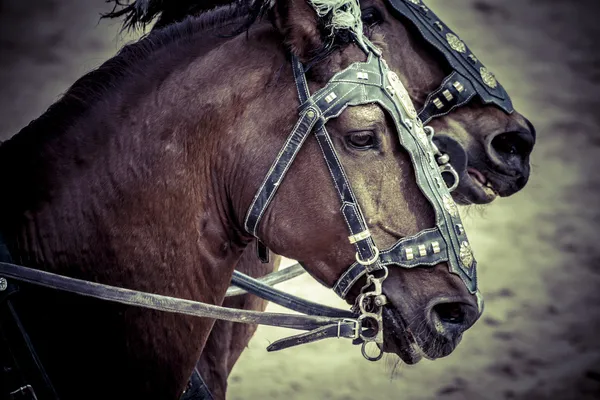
[{"x1": 1, "y1": 0, "x2": 600, "y2": 399}]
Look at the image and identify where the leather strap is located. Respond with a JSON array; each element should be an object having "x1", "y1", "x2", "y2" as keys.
[
  {"x1": 230, "y1": 269, "x2": 355, "y2": 318},
  {"x1": 244, "y1": 106, "x2": 320, "y2": 236},
  {"x1": 0, "y1": 261, "x2": 352, "y2": 332},
  {"x1": 255, "y1": 240, "x2": 270, "y2": 264},
  {"x1": 418, "y1": 71, "x2": 476, "y2": 124},
  {"x1": 292, "y1": 55, "x2": 381, "y2": 268},
  {"x1": 0, "y1": 285, "x2": 59, "y2": 400},
  {"x1": 226, "y1": 264, "x2": 307, "y2": 297},
  {"x1": 266, "y1": 320, "x2": 359, "y2": 352}
]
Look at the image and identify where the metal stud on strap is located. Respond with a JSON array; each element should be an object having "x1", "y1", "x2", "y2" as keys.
[{"x1": 348, "y1": 229, "x2": 371, "y2": 244}]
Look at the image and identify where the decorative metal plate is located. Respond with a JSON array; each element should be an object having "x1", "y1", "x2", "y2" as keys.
[
  {"x1": 387, "y1": 71, "x2": 418, "y2": 119},
  {"x1": 442, "y1": 194, "x2": 459, "y2": 218},
  {"x1": 415, "y1": 124, "x2": 429, "y2": 147},
  {"x1": 445, "y1": 33, "x2": 466, "y2": 53},
  {"x1": 480, "y1": 67, "x2": 498, "y2": 88},
  {"x1": 459, "y1": 241, "x2": 474, "y2": 269}
]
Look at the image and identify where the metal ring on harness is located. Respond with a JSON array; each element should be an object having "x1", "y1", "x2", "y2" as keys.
[
  {"x1": 355, "y1": 246, "x2": 380, "y2": 266},
  {"x1": 439, "y1": 164, "x2": 460, "y2": 192},
  {"x1": 361, "y1": 341, "x2": 384, "y2": 362}
]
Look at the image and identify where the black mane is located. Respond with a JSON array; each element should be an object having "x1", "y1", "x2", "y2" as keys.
[{"x1": 104, "y1": 0, "x2": 255, "y2": 31}]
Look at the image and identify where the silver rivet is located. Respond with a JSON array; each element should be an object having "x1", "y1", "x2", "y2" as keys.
[
  {"x1": 0, "y1": 277, "x2": 7, "y2": 292},
  {"x1": 456, "y1": 224, "x2": 465, "y2": 235},
  {"x1": 433, "y1": 98, "x2": 444, "y2": 109},
  {"x1": 357, "y1": 72, "x2": 369, "y2": 80},
  {"x1": 437, "y1": 153, "x2": 450, "y2": 165},
  {"x1": 325, "y1": 92, "x2": 337, "y2": 103},
  {"x1": 442, "y1": 89, "x2": 454, "y2": 102},
  {"x1": 405, "y1": 248, "x2": 414, "y2": 260},
  {"x1": 307, "y1": 110, "x2": 315, "y2": 119},
  {"x1": 404, "y1": 119, "x2": 413, "y2": 129},
  {"x1": 432, "y1": 242, "x2": 441, "y2": 254},
  {"x1": 418, "y1": 244, "x2": 427, "y2": 257},
  {"x1": 453, "y1": 81, "x2": 465, "y2": 92}
]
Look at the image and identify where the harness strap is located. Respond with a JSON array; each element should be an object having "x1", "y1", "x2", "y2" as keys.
[
  {"x1": 244, "y1": 107, "x2": 320, "y2": 236},
  {"x1": 226, "y1": 264, "x2": 307, "y2": 297},
  {"x1": 292, "y1": 55, "x2": 381, "y2": 267},
  {"x1": 266, "y1": 320, "x2": 359, "y2": 352},
  {"x1": 0, "y1": 261, "x2": 355, "y2": 333},
  {"x1": 418, "y1": 71, "x2": 477, "y2": 124},
  {"x1": 229, "y1": 269, "x2": 355, "y2": 318},
  {"x1": 386, "y1": 0, "x2": 514, "y2": 116},
  {"x1": 255, "y1": 240, "x2": 270, "y2": 264},
  {"x1": 0, "y1": 286, "x2": 60, "y2": 400},
  {"x1": 0, "y1": 235, "x2": 59, "y2": 400}
]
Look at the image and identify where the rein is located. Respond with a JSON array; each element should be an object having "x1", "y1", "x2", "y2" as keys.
[{"x1": 0, "y1": 260, "x2": 358, "y2": 334}]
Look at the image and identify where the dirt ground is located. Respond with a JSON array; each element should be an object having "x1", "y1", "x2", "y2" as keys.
[{"x1": 1, "y1": 0, "x2": 600, "y2": 399}]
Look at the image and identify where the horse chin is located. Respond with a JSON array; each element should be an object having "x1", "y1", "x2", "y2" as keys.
[
  {"x1": 381, "y1": 307, "x2": 460, "y2": 364},
  {"x1": 381, "y1": 307, "x2": 428, "y2": 365}
]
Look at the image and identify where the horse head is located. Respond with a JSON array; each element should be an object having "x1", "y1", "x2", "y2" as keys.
[
  {"x1": 230, "y1": 0, "x2": 482, "y2": 363},
  {"x1": 358, "y1": 0, "x2": 535, "y2": 204}
]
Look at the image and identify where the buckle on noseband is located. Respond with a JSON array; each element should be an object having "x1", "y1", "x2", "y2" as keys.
[{"x1": 355, "y1": 246, "x2": 379, "y2": 266}]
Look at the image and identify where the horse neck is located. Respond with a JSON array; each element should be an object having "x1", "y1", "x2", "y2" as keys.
[{"x1": 0, "y1": 31, "x2": 252, "y2": 303}]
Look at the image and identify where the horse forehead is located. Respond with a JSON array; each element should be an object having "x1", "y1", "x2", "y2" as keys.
[{"x1": 336, "y1": 104, "x2": 384, "y2": 125}]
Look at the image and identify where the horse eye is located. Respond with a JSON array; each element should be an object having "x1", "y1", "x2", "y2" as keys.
[
  {"x1": 361, "y1": 7, "x2": 383, "y2": 27},
  {"x1": 347, "y1": 131, "x2": 376, "y2": 150}
]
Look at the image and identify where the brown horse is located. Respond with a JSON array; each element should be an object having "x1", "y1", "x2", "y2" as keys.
[
  {"x1": 104, "y1": 0, "x2": 535, "y2": 397},
  {"x1": 0, "y1": 0, "x2": 485, "y2": 398}
]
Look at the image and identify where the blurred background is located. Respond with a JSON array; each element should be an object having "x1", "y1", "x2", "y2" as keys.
[{"x1": 1, "y1": 0, "x2": 599, "y2": 398}]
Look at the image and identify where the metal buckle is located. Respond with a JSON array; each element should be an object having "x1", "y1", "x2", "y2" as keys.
[
  {"x1": 338, "y1": 318, "x2": 360, "y2": 340},
  {"x1": 355, "y1": 246, "x2": 380, "y2": 266}
]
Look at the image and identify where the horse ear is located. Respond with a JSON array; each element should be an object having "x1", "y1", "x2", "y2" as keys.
[{"x1": 272, "y1": 0, "x2": 324, "y2": 62}]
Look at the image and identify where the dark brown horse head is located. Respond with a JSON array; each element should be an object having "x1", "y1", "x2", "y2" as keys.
[
  {"x1": 358, "y1": 0, "x2": 535, "y2": 204},
  {"x1": 235, "y1": 0, "x2": 481, "y2": 364}
]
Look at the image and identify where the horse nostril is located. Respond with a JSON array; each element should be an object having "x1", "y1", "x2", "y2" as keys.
[
  {"x1": 427, "y1": 300, "x2": 479, "y2": 338},
  {"x1": 432, "y1": 302, "x2": 466, "y2": 325},
  {"x1": 490, "y1": 131, "x2": 534, "y2": 159}
]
